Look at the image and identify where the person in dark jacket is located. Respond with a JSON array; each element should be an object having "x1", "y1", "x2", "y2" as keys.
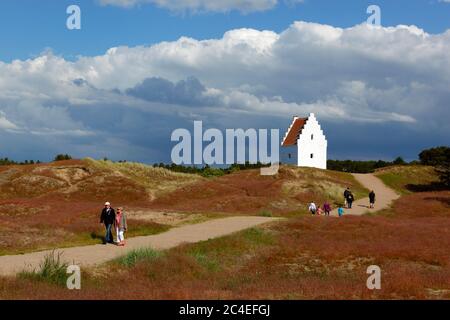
[
  {"x1": 344, "y1": 187, "x2": 350, "y2": 208},
  {"x1": 369, "y1": 190, "x2": 376, "y2": 209},
  {"x1": 100, "y1": 201, "x2": 116, "y2": 244},
  {"x1": 323, "y1": 202, "x2": 332, "y2": 216},
  {"x1": 346, "y1": 192, "x2": 355, "y2": 209}
]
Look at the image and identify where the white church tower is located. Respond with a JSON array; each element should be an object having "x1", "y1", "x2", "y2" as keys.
[{"x1": 281, "y1": 113, "x2": 327, "y2": 169}]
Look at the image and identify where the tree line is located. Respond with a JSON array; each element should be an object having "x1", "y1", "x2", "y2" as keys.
[
  {"x1": 0, "y1": 154, "x2": 72, "y2": 166},
  {"x1": 328, "y1": 146, "x2": 449, "y2": 188},
  {"x1": 327, "y1": 157, "x2": 408, "y2": 174}
]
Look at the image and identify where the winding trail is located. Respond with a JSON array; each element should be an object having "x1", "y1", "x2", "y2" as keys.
[
  {"x1": 0, "y1": 216, "x2": 279, "y2": 276},
  {"x1": 331, "y1": 173, "x2": 400, "y2": 216}
]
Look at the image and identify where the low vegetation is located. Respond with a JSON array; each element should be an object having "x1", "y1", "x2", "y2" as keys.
[
  {"x1": 85, "y1": 158, "x2": 203, "y2": 198},
  {"x1": 116, "y1": 248, "x2": 163, "y2": 267},
  {"x1": 375, "y1": 165, "x2": 440, "y2": 194},
  {"x1": 3, "y1": 190, "x2": 448, "y2": 299},
  {"x1": 0, "y1": 152, "x2": 448, "y2": 299},
  {"x1": 18, "y1": 251, "x2": 69, "y2": 287},
  {"x1": 151, "y1": 165, "x2": 368, "y2": 216}
]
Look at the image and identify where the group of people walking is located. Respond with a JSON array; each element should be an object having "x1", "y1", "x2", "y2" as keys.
[
  {"x1": 308, "y1": 201, "x2": 333, "y2": 216},
  {"x1": 100, "y1": 202, "x2": 128, "y2": 246},
  {"x1": 308, "y1": 187, "x2": 376, "y2": 217},
  {"x1": 98, "y1": 188, "x2": 377, "y2": 243}
]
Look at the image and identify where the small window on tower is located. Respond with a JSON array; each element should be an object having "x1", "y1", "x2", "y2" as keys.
[
  {"x1": 310, "y1": 153, "x2": 314, "y2": 159},
  {"x1": 311, "y1": 134, "x2": 314, "y2": 140}
]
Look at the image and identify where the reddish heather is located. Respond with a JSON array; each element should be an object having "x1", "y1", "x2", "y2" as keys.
[{"x1": 1, "y1": 191, "x2": 448, "y2": 300}]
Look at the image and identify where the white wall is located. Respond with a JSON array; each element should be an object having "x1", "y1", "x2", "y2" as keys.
[{"x1": 297, "y1": 113, "x2": 327, "y2": 169}]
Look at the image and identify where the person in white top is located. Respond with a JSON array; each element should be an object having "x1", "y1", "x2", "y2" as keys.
[{"x1": 309, "y1": 202, "x2": 317, "y2": 215}]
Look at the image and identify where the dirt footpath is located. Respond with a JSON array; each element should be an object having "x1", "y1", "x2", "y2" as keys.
[
  {"x1": 0, "y1": 216, "x2": 279, "y2": 276},
  {"x1": 331, "y1": 173, "x2": 400, "y2": 216}
]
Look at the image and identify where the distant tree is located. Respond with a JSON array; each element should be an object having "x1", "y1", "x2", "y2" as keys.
[
  {"x1": 393, "y1": 157, "x2": 406, "y2": 165},
  {"x1": 435, "y1": 148, "x2": 450, "y2": 188},
  {"x1": 327, "y1": 159, "x2": 392, "y2": 173},
  {"x1": 54, "y1": 154, "x2": 72, "y2": 161},
  {"x1": 419, "y1": 146, "x2": 450, "y2": 166}
]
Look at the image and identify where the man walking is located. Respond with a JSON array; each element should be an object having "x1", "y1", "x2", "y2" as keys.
[
  {"x1": 100, "y1": 201, "x2": 116, "y2": 244},
  {"x1": 369, "y1": 190, "x2": 376, "y2": 209}
]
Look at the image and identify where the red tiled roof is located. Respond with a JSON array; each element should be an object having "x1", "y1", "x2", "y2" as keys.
[{"x1": 282, "y1": 117, "x2": 308, "y2": 146}]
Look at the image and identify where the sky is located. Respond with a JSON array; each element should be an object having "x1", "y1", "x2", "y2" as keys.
[{"x1": 0, "y1": 0, "x2": 449, "y2": 163}]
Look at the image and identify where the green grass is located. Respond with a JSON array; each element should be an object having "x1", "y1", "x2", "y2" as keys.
[
  {"x1": 183, "y1": 227, "x2": 275, "y2": 271},
  {"x1": 375, "y1": 165, "x2": 439, "y2": 195},
  {"x1": 188, "y1": 251, "x2": 221, "y2": 272},
  {"x1": 116, "y1": 248, "x2": 163, "y2": 267},
  {"x1": 18, "y1": 251, "x2": 69, "y2": 287},
  {"x1": 259, "y1": 210, "x2": 273, "y2": 217}
]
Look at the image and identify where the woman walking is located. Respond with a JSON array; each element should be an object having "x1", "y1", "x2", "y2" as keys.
[{"x1": 114, "y1": 207, "x2": 128, "y2": 246}]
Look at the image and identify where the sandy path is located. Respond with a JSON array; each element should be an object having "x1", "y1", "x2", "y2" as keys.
[
  {"x1": 330, "y1": 173, "x2": 400, "y2": 216},
  {"x1": 0, "y1": 216, "x2": 279, "y2": 276}
]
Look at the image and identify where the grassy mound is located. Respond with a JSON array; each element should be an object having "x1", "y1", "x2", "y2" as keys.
[
  {"x1": 375, "y1": 165, "x2": 439, "y2": 194},
  {"x1": 84, "y1": 158, "x2": 202, "y2": 199}
]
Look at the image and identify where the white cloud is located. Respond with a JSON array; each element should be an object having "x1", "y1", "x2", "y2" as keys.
[
  {"x1": 0, "y1": 21, "x2": 449, "y2": 160},
  {"x1": 0, "y1": 111, "x2": 19, "y2": 131},
  {"x1": 98, "y1": 0, "x2": 278, "y2": 13}
]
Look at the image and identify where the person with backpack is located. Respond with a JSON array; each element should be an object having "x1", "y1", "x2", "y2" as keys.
[
  {"x1": 309, "y1": 202, "x2": 317, "y2": 215},
  {"x1": 346, "y1": 192, "x2": 355, "y2": 209},
  {"x1": 369, "y1": 190, "x2": 376, "y2": 209},
  {"x1": 344, "y1": 187, "x2": 350, "y2": 208}
]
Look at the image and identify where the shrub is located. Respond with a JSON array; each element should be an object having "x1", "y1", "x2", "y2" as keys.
[
  {"x1": 116, "y1": 248, "x2": 163, "y2": 267},
  {"x1": 18, "y1": 251, "x2": 69, "y2": 287},
  {"x1": 259, "y1": 210, "x2": 273, "y2": 217},
  {"x1": 188, "y1": 251, "x2": 220, "y2": 272},
  {"x1": 393, "y1": 157, "x2": 406, "y2": 165}
]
